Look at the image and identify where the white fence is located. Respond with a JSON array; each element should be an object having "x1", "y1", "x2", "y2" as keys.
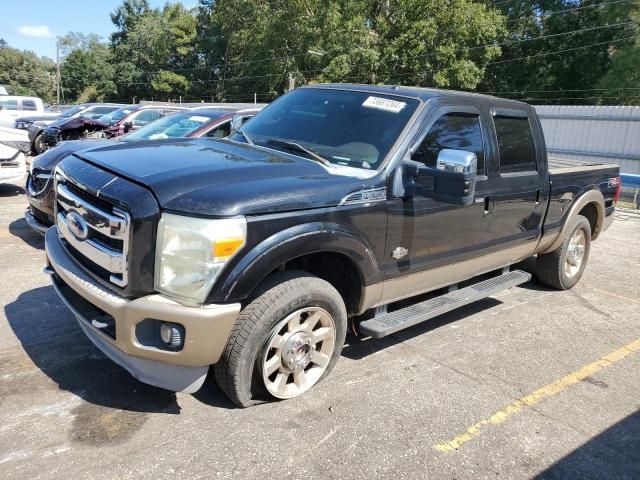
[{"x1": 534, "y1": 105, "x2": 640, "y2": 175}]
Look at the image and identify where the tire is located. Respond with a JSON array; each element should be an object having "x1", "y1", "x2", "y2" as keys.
[
  {"x1": 214, "y1": 270, "x2": 347, "y2": 407},
  {"x1": 33, "y1": 133, "x2": 45, "y2": 155},
  {"x1": 536, "y1": 215, "x2": 591, "y2": 290}
]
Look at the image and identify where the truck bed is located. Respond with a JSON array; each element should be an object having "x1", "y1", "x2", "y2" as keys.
[{"x1": 548, "y1": 156, "x2": 619, "y2": 175}]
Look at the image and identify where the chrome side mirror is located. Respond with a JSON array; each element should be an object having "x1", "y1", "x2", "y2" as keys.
[{"x1": 436, "y1": 149, "x2": 477, "y2": 175}]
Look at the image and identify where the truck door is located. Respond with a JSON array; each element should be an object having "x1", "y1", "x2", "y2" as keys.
[
  {"x1": 485, "y1": 109, "x2": 547, "y2": 257},
  {"x1": 382, "y1": 106, "x2": 493, "y2": 303}
]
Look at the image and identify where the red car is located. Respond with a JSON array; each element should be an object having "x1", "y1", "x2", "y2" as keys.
[
  {"x1": 99, "y1": 104, "x2": 189, "y2": 138},
  {"x1": 122, "y1": 107, "x2": 263, "y2": 141}
]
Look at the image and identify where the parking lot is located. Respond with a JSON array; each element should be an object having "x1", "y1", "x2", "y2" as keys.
[{"x1": 1, "y1": 176, "x2": 639, "y2": 479}]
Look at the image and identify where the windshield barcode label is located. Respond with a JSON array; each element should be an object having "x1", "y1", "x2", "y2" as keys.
[{"x1": 362, "y1": 96, "x2": 407, "y2": 113}]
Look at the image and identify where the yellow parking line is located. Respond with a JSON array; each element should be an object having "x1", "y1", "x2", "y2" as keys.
[
  {"x1": 591, "y1": 288, "x2": 640, "y2": 305},
  {"x1": 433, "y1": 337, "x2": 640, "y2": 452}
]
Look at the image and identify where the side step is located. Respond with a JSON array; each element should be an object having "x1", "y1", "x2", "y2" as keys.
[{"x1": 359, "y1": 270, "x2": 531, "y2": 338}]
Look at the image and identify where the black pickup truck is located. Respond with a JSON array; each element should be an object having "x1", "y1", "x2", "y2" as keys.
[{"x1": 44, "y1": 84, "x2": 620, "y2": 407}]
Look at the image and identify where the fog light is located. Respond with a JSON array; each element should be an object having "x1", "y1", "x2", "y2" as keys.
[{"x1": 160, "y1": 322, "x2": 184, "y2": 348}]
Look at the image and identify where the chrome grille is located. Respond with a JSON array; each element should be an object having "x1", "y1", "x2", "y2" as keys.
[{"x1": 55, "y1": 169, "x2": 130, "y2": 287}]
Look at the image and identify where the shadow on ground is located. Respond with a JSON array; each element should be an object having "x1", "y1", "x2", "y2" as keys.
[
  {"x1": 9, "y1": 218, "x2": 44, "y2": 250},
  {"x1": 0, "y1": 183, "x2": 24, "y2": 197},
  {"x1": 4, "y1": 287, "x2": 181, "y2": 418},
  {"x1": 343, "y1": 297, "x2": 503, "y2": 360},
  {"x1": 536, "y1": 409, "x2": 640, "y2": 479}
]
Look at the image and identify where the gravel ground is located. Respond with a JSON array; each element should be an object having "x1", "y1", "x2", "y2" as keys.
[{"x1": 1, "y1": 177, "x2": 639, "y2": 479}]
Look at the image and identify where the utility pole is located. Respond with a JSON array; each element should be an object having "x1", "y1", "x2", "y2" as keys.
[
  {"x1": 56, "y1": 40, "x2": 60, "y2": 105},
  {"x1": 288, "y1": 73, "x2": 295, "y2": 91}
]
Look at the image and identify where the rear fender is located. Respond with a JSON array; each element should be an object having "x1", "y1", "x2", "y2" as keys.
[{"x1": 541, "y1": 188, "x2": 605, "y2": 253}]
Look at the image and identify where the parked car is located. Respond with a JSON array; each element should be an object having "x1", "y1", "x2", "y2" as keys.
[
  {"x1": 26, "y1": 104, "x2": 125, "y2": 154},
  {"x1": 43, "y1": 84, "x2": 620, "y2": 407},
  {"x1": 97, "y1": 104, "x2": 189, "y2": 138},
  {"x1": 124, "y1": 107, "x2": 262, "y2": 140},
  {"x1": 25, "y1": 107, "x2": 262, "y2": 232},
  {"x1": 0, "y1": 127, "x2": 30, "y2": 185},
  {"x1": 40, "y1": 104, "x2": 125, "y2": 149},
  {"x1": 0, "y1": 96, "x2": 44, "y2": 127}
]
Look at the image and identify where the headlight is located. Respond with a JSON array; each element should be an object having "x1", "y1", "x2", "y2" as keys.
[{"x1": 154, "y1": 213, "x2": 247, "y2": 305}]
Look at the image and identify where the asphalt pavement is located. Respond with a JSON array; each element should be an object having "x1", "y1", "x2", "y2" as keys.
[{"x1": 1, "y1": 177, "x2": 639, "y2": 479}]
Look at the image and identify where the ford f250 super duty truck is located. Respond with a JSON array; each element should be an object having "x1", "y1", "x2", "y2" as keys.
[{"x1": 44, "y1": 84, "x2": 620, "y2": 407}]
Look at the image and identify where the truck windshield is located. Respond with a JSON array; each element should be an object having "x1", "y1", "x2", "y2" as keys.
[{"x1": 231, "y1": 88, "x2": 420, "y2": 169}]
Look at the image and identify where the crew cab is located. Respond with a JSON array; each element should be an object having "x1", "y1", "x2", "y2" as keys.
[{"x1": 44, "y1": 85, "x2": 619, "y2": 407}]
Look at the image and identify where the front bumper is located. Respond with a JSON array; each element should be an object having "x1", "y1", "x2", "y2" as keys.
[
  {"x1": 25, "y1": 172, "x2": 56, "y2": 234},
  {"x1": 25, "y1": 209, "x2": 50, "y2": 235},
  {"x1": 45, "y1": 227, "x2": 240, "y2": 393}
]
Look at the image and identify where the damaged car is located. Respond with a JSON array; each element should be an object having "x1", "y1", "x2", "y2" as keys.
[{"x1": 40, "y1": 104, "x2": 125, "y2": 149}]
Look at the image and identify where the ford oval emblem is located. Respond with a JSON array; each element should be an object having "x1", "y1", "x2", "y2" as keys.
[{"x1": 67, "y1": 211, "x2": 89, "y2": 241}]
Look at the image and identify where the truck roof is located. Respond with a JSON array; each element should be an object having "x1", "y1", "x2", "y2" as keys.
[{"x1": 306, "y1": 83, "x2": 532, "y2": 109}]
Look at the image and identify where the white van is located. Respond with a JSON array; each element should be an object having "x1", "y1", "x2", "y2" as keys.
[{"x1": 0, "y1": 96, "x2": 44, "y2": 127}]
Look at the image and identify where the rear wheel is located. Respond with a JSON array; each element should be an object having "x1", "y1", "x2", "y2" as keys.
[
  {"x1": 214, "y1": 271, "x2": 347, "y2": 407},
  {"x1": 536, "y1": 215, "x2": 591, "y2": 290}
]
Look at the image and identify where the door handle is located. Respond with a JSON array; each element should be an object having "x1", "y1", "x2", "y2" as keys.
[{"x1": 535, "y1": 189, "x2": 541, "y2": 206}]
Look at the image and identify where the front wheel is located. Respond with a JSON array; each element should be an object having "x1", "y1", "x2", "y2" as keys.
[
  {"x1": 213, "y1": 271, "x2": 347, "y2": 407},
  {"x1": 33, "y1": 133, "x2": 45, "y2": 155},
  {"x1": 536, "y1": 215, "x2": 591, "y2": 290}
]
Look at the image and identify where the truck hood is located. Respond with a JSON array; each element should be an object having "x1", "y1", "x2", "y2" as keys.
[{"x1": 74, "y1": 138, "x2": 380, "y2": 216}]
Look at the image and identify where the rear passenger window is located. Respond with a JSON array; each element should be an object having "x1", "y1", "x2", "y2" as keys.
[
  {"x1": 494, "y1": 116, "x2": 537, "y2": 173},
  {"x1": 413, "y1": 113, "x2": 485, "y2": 174},
  {"x1": 22, "y1": 100, "x2": 37, "y2": 111}
]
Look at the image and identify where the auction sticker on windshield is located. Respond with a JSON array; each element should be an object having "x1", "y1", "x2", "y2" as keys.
[{"x1": 362, "y1": 96, "x2": 407, "y2": 113}]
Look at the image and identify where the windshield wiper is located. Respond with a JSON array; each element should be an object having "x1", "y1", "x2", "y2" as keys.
[
  {"x1": 239, "y1": 129, "x2": 254, "y2": 145},
  {"x1": 266, "y1": 139, "x2": 332, "y2": 166}
]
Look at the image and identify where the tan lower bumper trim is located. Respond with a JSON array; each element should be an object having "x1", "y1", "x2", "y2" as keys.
[{"x1": 45, "y1": 226, "x2": 240, "y2": 367}]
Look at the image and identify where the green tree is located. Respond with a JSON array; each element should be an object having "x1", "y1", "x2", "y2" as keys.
[
  {"x1": 196, "y1": 0, "x2": 505, "y2": 101},
  {"x1": 0, "y1": 41, "x2": 55, "y2": 101},
  {"x1": 479, "y1": 0, "x2": 639, "y2": 104},
  {"x1": 60, "y1": 36, "x2": 116, "y2": 102},
  {"x1": 111, "y1": 1, "x2": 197, "y2": 101}
]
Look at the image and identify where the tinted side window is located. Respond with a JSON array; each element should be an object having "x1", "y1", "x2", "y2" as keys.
[
  {"x1": 22, "y1": 100, "x2": 37, "y2": 111},
  {"x1": 413, "y1": 113, "x2": 485, "y2": 173},
  {"x1": 494, "y1": 116, "x2": 536, "y2": 173}
]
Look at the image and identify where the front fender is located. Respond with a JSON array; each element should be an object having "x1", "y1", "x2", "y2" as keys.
[{"x1": 209, "y1": 222, "x2": 382, "y2": 304}]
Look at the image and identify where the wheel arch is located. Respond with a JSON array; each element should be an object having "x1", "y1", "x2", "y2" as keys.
[
  {"x1": 209, "y1": 222, "x2": 382, "y2": 314},
  {"x1": 542, "y1": 188, "x2": 605, "y2": 254}
]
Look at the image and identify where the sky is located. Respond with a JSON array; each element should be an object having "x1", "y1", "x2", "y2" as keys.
[{"x1": 0, "y1": 0, "x2": 200, "y2": 60}]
